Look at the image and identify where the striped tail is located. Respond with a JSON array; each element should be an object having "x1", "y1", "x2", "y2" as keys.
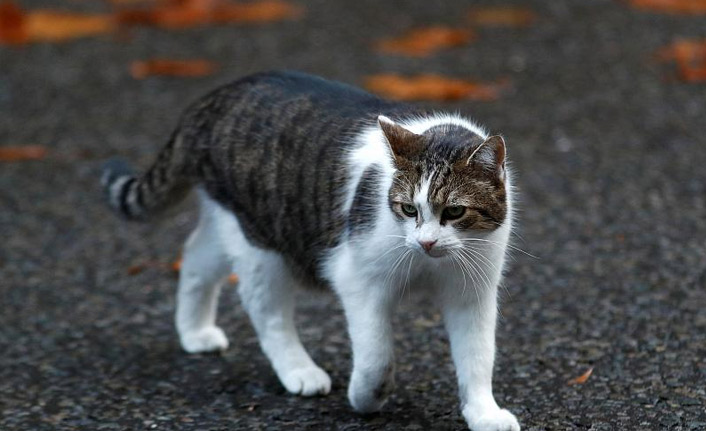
[{"x1": 101, "y1": 133, "x2": 193, "y2": 220}]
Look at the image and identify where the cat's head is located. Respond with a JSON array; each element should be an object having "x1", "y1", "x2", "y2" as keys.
[{"x1": 379, "y1": 116, "x2": 508, "y2": 258}]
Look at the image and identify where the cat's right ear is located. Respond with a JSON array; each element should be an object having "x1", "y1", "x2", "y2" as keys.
[{"x1": 378, "y1": 115, "x2": 425, "y2": 162}]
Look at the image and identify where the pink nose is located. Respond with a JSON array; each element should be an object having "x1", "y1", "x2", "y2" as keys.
[{"x1": 419, "y1": 240, "x2": 437, "y2": 252}]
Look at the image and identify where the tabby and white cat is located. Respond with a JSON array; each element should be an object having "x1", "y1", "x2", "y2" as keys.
[{"x1": 102, "y1": 71, "x2": 520, "y2": 431}]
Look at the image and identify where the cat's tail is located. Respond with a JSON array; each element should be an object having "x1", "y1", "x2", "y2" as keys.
[{"x1": 101, "y1": 131, "x2": 194, "y2": 220}]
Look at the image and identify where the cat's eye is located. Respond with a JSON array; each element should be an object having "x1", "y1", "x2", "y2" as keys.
[
  {"x1": 400, "y1": 204, "x2": 418, "y2": 217},
  {"x1": 442, "y1": 206, "x2": 465, "y2": 220}
]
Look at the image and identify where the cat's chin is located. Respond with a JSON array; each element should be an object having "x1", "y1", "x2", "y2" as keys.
[{"x1": 422, "y1": 248, "x2": 449, "y2": 259}]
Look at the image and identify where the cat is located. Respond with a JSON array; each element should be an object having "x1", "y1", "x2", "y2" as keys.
[{"x1": 102, "y1": 70, "x2": 520, "y2": 431}]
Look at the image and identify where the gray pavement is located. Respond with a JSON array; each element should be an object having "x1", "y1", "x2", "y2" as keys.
[{"x1": 1, "y1": 0, "x2": 705, "y2": 429}]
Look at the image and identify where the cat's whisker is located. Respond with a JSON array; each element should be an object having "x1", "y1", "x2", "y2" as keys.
[
  {"x1": 400, "y1": 252, "x2": 415, "y2": 302},
  {"x1": 372, "y1": 243, "x2": 408, "y2": 265},
  {"x1": 453, "y1": 249, "x2": 482, "y2": 304},
  {"x1": 384, "y1": 249, "x2": 411, "y2": 295},
  {"x1": 464, "y1": 243, "x2": 518, "y2": 263},
  {"x1": 459, "y1": 238, "x2": 538, "y2": 259},
  {"x1": 450, "y1": 251, "x2": 468, "y2": 298},
  {"x1": 456, "y1": 248, "x2": 493, "y2": 296},
  {"x1": 462, "y1": 245, "x2": 500, "y2": 275},
  {"x1": 382, "y1": 251, "x2": 405, "y2": 292}
]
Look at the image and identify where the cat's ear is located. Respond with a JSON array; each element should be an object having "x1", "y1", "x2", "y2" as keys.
[
  {"x1": 466, "y1": 135, "x2": 506, "y2": 180},
  {"x1": 378, "y1": 115, "x2": 425, "y2": 161}
]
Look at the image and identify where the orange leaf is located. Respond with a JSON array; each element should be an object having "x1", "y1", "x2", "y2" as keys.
[
  {"x1": 26, "y1": 12, "x2": 115, "y2": 42},
  {"x1": 468, "y1": 6, "x2": 536, "y2": 27},
  {"x1": 0, "y1": 2, "x2": 26, "y2": 44},
  {"x1": 211, "y1": 0, "x2": 303, "y2": 23},
  {"x1": 171, "y1": 257, "x2": 183, "y2": 272},
  {"x1": 567, "y1": 367, "x2": 593, "y2": 385},
  {"x1": 656, "y1": 39, "x2": 706, "y2": 82},
  {"x1": 0, "y1": 145, "x2": 48, "y2": 161},
  {"x1": 130, "y1": 59, "x2": 219, "y2": 78},
  {"x1": 375, "y1": 27, "x2": 476, "y2": 57},
  {"x1": 227, "y1": 273, "x2": 239, "y2": 284},
  {"x1": 0, "y1": 2, "x2": 115, "y2": 45},
  {"x1": 118, "y1": 0, "x2": 303, "y2": 29},
  {"x1": 628, "y1": 0, "x2": 706, "y2": 14},
  {"x1": 364, "y1": 74, "x2": 507, "y2": 102}
]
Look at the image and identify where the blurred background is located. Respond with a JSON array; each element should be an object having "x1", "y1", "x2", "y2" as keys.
[{"x1": 1, "y1": 0, "x2": 705, "y2": 429}]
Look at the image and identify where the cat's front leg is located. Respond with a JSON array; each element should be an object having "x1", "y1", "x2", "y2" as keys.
[
  {"x1": 336, "y1": 279, "x2": 395, "y2": 413},
  {"x1": 441, "y1": 291, "x2": 520, "y2": 431}
]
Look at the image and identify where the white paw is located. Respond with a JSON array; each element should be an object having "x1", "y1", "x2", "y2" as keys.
[
  {"x1": 464, "y1": 406, "x2": 520, "y2": 431},
  {"x1": 348, "y1": 371, "x2": 394, "y2": 413},
  {"x1": 280, "y1": 366, "x2": 332, "y2": 396},
  {"x1": 180, "y1": 326, "x2": 229, "y2": 353}
]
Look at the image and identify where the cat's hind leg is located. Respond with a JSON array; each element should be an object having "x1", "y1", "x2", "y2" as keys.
[
  {"x1": 175, "y1": 192, "x2": 232, "y2": 353},
  {"x1": 236, "y1": 250, "x2": 331, "y2": 397}
]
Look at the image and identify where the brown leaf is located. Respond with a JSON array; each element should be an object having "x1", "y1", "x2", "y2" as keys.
[
  {"x1": 628, "y1": 0, "x2": 706, "y2": 14},
  {"x1": 364, "y1": 74, "x2": 507, "y2": 102},
  {"x1": 127, "y1": 264, "x2": 146, "y2": 275},
  {"x1": 468, "y1": 6, "x2": 536, "y2": 27},
  {"x1": 227, "y1": 273, "x2": 239, "y2": 284},
  {"x1": 0, "y1": 2, "x2": 115, "y2": 45},
  {"x1": 130, "y1": 59, "x2": 219, "y2": 79},
  {"x1": 375, "y1": 27, "x2": 476, "y2": 57},
  {"x1": 117, "y1": 0, "x2": 303, "y2": 29},
  {"x1": 567, "y1": 367, "x2": 593, "y2": 385},
  {"x1": 0, "y1": 2, "x2": 26, "y2": 44},
  {"x1": 656, "y1": 39, "x2": 706, "y2": 82},
  {"x1": 171, "y1": 257, "x2": 183, "y2": 272},
  {"x1": 0, "y1": 145, "x2": 48, "y2": 161}
]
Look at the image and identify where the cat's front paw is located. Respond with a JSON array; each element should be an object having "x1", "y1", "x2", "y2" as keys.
[
  {"x1": 179, "y1": 326, "x2": 229, "y2": 353},
  {"x1": 463, "y1": 406, "x2": 520, "y2": 431},
  {"x1": 348, "y1": 369, "x2": 395, "y2": 413},
  {"x1": 280, "y1": 366, "x2": 332, "y2": 397}
]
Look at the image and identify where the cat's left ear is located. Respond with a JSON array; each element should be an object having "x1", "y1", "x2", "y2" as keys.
[{"x1": 467, "y1": 135, "x2": 506, "y2": 180}]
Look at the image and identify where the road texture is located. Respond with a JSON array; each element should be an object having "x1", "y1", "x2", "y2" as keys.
[{"x1": 1, "y1": 0, "x2": 705, "y2": 429}]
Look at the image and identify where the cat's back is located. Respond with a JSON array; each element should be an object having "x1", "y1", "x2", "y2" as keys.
[{"x1": 189, "y1": 71, "x2": 405, "y2": 283}]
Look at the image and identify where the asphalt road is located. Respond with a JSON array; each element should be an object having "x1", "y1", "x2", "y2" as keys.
[{"x1": 1, "y1": 0, "x2": 705, "y2": 429}]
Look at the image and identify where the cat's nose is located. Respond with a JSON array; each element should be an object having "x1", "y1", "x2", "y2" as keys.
[{"x1": 419, "y1": 240, "x2": 437, "y2": 253}]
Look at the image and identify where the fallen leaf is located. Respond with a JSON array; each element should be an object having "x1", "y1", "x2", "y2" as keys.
[
  {"x1": 127, "y1": 264, "x2": 146, "y2": 275},
  {"x1": 364, "y1": 74, "x2": 507, "y2": 101},
  {"x1": 227, "y1": 273, "x2": 239, "y2": 284},
  {"x1": 375, "y1": 27, "x2": 476, "y2": 57},
  {"x1": 130, "y1": 59, "x2": 219, "y2": 78},
  {"x1": 171, "y1": 257, "x2": 183, "y2": 272},
  {"x1": 118, "y1": 0, "x2": 303, "y2": 29},
  {"x1": 468, "y1": 6, "x2": 536, "y2": 27},
  {"x1": 109, "y1": 0, "x2": 169, "y2": 5},
  {"x1": 567, "y1": 367, "x2": 593, "y2": 385},
  {"x1": 0, "y1": 145, "x2": 48, "y2": 161},
  {"x1": 656, "y1": 39, "x2": 706, "y2": 82},
  {"x1": 628, "y1": 0, "x2": 706, "y2": 14},
  {"x1": 0, "y1": 2, "x2": 25, "y2": 44},
  {"x1": 26, "y1": 11, "x2": 116, "y2": 42},
  {"x1": 0, "y1": 2, "x2": 115, "y2": 45}
]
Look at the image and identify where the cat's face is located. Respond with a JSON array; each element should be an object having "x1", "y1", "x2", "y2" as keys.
[{"x1": 380, "y1": 116, "x2": 507, "y2": 258}]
